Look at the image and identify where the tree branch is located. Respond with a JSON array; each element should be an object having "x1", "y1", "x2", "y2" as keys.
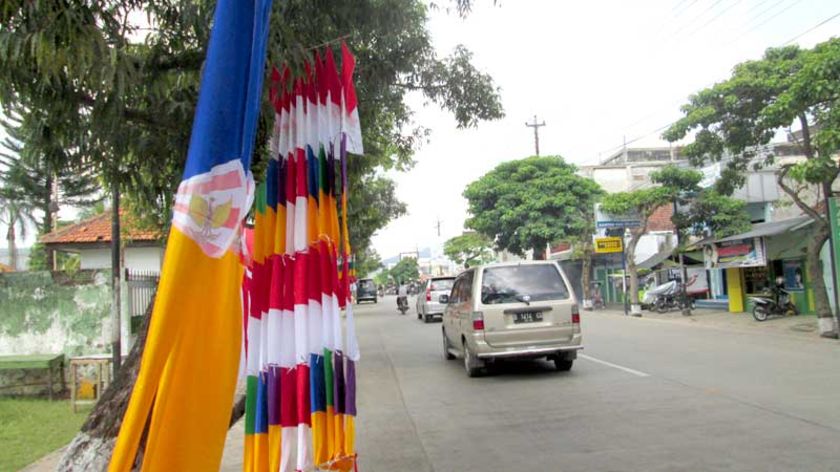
[{"x1": 777, "y1": 165, "x2": 825, "y2": 223}]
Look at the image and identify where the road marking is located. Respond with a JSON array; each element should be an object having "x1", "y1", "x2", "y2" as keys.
[{"x1": 579, "y1": 354, "x2": 650, "y2": 377}]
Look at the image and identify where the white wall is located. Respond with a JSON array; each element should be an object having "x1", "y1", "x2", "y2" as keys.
[
  {"x1": 78, "y1": 248, "x2": 111, "y2": 269},
  {"x1": 78, "y1": 246, "x2": 162, "y2": 272},
  {"x1": 587, "y1": 167, "x2": 630, "y2": 193},
  {"x1": 124, "y1": 247, "x2": 163, "y2": 272}
]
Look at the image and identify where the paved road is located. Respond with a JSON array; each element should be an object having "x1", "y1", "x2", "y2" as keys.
[{"x1": 354, "y1": 296, "x2": 840, "y2": 472}]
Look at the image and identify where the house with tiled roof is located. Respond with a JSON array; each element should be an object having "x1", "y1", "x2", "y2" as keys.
[{"x1": 40, "y1": 211, "x2": 163, "y2": 272}]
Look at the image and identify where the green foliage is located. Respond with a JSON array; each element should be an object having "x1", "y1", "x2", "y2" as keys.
[
  {"x1": 663, "y1": 38, "x2": 840, "y2": 192},
  {"x1": 649, "y1": 165, "x2": 703, "y2": 194},
  {"x1": 602, "y1": 165, "x2": 750, "y2": 240},
  {"x1": 373, "y1": 270, "x2": 390, "y2": 286},
  {"x1": 389, "y1": 257, "x2": 419, "y2": 284},
  {"x1": 347, "y1": 176, "x2": 407, "y2": 258},
  {"x1": 684, "y1": 190, "x2": 751, "y2": 238},
  {"x1": 463, "y1": 155, "x2": 604, "y2": 257},
  {"x1": 600, "y1": 186, "x2": 673, "y2": 224},
  {"x1": 444, "y1": 232, "x2": 494, "y2": 268},
  {"x1": 354, "y1": 248, "x2": 382, "y2": 279},
  {"x1": 0, "y1": 0, "x2": 503, "y2": 261}
]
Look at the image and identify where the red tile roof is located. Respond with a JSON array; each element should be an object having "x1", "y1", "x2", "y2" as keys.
[
  {"x1": 40, "y1": 211, "x2": 161, "y2": 245},
  {"x1": 0, "y1": 262, "x2": 13, "y2": 273}
]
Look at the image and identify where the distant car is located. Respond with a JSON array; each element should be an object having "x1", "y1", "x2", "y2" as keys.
[
  {"x1": 441, "y1": 261, "x2": 582, "y2": 377},
  {"x1": 416, "y1": 276, "x2": 456, "y2": 323},
  {"x1": 356, "y1": 278, "x2": 378, "y2": 304}
]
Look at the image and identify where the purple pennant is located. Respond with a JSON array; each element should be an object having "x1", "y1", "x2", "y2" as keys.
[{"x1": 344, "y1": 359, "x2": 356, "y2": 416}]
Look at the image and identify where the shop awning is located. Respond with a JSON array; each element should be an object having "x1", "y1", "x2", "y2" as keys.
[
  {"x1": 714, "y1": 215, "x2": 813, "y2": 243},
  {"x1": 637, "y1": 248, "x2": 677, "y2": 270}
]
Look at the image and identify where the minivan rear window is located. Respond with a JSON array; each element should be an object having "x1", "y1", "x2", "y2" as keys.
[
  {"x1": 359, "y1": 280, "x2": 375, "y2": 290},
  {"x1": 480, "y1": 265, "x2": 569, "y2": 304},
  {"x1": 430, "y1": 279, "x2": 454, "y2": 291}
]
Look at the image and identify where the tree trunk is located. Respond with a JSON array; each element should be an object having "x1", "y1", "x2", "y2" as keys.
[
  {"x1": 532, "y1": 244, "x2": 546, "y2": 260},
  {"x1": 626, "y1": 229, "x2": 643, "y2": 316},
  {"x1": 6, "y1": 216, "x2": 17, "y2": 271},
  {"x1": 808, "y1": 220, "x2": 838, "y2": 338},
  {"x1": 581, "y1": 241, "x2": 592, "y2": 309},
  {"x1": 44, "y1": 172, "x2": 55, "y2": 270}
]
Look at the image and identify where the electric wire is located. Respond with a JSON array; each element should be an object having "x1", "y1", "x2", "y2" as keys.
[
  {"x1": 783, "y1": 10, "x2": 840, "y2": 45},
  {"x1": 591, "y1": 1, "x2": 832, "y2": 162}
]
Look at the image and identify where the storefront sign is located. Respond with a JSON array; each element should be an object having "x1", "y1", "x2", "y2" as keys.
[
  {"x1": 668, "y1": 267, "x2": 709, "y2": 295},
  {"x1": 703, "y1": 237, "x2": 766, "y2": 269},
  {"x1": 594, "y1": 237, "x2": 623, "y2": 254},
  {"x1": 595, "y1": 203, "x2": 640, "y2": 229},
  {"x1": 828, "y1": 198, "x2": 840, "y2": 301}
]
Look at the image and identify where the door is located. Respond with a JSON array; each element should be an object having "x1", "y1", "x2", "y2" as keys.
[
  {"x1": 478, "y1": 263, "x2": 576, "y2": 348},
  {"x1": 456, "y1": 270, "x2": 475, "y2": 338}
]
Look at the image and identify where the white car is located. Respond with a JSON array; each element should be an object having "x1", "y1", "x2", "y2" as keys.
[{"x1": 416, "y1": 276, "x2": 456, "y2": 323}]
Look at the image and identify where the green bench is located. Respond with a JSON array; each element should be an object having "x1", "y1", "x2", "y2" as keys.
[{"x1": 0, "y1": 354, "x2": 65, "y2": 400}]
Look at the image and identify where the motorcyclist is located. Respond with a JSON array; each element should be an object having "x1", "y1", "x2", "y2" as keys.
[{"x1": 397, "y1": 282, "x2": 408, "y2": 311}]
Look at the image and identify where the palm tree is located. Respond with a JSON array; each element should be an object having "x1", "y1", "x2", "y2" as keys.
[{"x1": 0, "y1": 190, "x2": 37, "y2": 270}]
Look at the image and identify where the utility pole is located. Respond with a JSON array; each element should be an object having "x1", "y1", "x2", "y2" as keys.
[
  {"x1": 525, "y1": 115, "x2": 546, "y2": 156},
  {"x1": 110, "y1": 184, "x2": 122, "y2": 377}
]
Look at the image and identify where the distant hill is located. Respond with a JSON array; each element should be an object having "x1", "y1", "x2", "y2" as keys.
[{"x1": 382, "y1": 246, "x2": 433, "y2": 266}]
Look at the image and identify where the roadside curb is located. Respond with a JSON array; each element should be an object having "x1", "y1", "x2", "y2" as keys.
[{"x1": 588, "y1": 309, "x2": 835, "y2": 344}]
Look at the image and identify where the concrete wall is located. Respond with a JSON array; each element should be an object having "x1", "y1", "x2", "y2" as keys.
[{"x1": 0, "y1": 271, "x2": 111, "y2": 357}]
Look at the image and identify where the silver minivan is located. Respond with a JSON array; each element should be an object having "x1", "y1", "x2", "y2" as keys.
[{"x1": 441, "y1": 261, "x2": 582, "y2": 377}]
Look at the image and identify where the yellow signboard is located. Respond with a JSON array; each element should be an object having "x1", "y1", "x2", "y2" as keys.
[{"x1": 594, "y1": 237, "x2": 623, "y2": 254}]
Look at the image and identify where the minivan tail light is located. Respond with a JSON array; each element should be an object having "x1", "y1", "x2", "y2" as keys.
[
  {"x1": 471, "y1": 311, "x2": 484, "y2": 331},
  {"x1": 571, "y1": 304, "x2": 580, "y2": 324},
  {"x1": 426, "y1": 287, "x2": 431, "y2": 302}
]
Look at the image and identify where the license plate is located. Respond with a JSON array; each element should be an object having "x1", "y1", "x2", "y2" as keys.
[{"x1": 513, "y1": 311, "x2": 543, "y2": 323}]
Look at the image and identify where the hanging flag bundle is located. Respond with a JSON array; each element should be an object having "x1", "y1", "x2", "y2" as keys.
[{"x1": 243, "y1": 42, "x2": 363, "y2": 472}]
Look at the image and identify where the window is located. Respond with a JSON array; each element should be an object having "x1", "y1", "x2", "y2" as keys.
[
  {"x1": 461, "y1": 271, "x2": 474, "y2": 303},
  {"x1": 480, "y1": 264, "x2": 569, "y2": 304},
  {"x1": 449, "y1": 278, "x2": 464, "y2": 304},
  {"x1": 450, "y1": 272, "x2": 474, "y2": 304},
  {"x1": 431, "y1": 278, "x2": 454, "y2": 292}
]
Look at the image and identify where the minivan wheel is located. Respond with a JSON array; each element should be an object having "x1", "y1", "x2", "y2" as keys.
[
  {"x1": 554, "y1": 358, "x2": 573, "y2": 371},
  {"x1": 443, "y1": 331, "x2": 455, "y2": 360},
  {"x1": 463, "y1": 340, "x2": 482, "y2": 377}
]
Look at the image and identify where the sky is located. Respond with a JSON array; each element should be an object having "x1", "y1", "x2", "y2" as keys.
[{"x1": 370, "y1": 0, "x2": 840, "y2": 260}]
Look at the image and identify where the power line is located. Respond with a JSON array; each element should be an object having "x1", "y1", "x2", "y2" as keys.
[
  {"x1": 783, "y1": 9, "x2": 840, "y2": 45},
  {"x1": 673, "y1": 0, "x2": 696, "y2": 15},
  {"x1": 687, "y1": 0, "x2": 742, "y2": 37},
  {"x1": 728, "y1": 0, "x2": 804, "y2": 45},
  {"x1": 591, "y1": 1, "x2": 830, "y2": 163}
]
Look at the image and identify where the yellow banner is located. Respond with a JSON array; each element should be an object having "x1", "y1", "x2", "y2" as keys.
[{"x1": 595, "y1": 237, "x2": 623, "y2": 254}]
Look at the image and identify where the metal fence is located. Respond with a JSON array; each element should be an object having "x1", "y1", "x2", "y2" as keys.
[{"x1": 125, "y1": 269, "x2": 160, "y2": 323}]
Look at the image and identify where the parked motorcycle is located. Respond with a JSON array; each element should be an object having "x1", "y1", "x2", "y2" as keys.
[
  {"x1": 653, "y1": 291, "x2": 694, "y2": 313},
  {"x1": 750, "y1": 287, "x2": 798, "y2": 321},
  {"x1": 642, "y1": 280, "x2": 693, "y2": 314}
]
